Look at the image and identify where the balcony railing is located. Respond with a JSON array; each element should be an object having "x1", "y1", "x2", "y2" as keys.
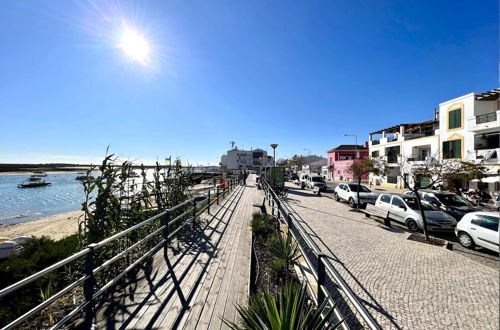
[
  {"x1": 387, "y1": 156, "x2": 398, "y2": 163},
  {"x1": 476, "y1": 112, "x2": 497, "y2": 124},
  {"x1": 371, "y1": 140, "x2": 380, "y2": 145}
]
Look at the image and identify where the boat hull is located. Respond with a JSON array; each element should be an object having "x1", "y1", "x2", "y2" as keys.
[{"x1": 17, "y1": 182, "x2": 51, "y2": 188}]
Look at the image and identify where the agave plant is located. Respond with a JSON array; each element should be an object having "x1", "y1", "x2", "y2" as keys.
[
  {"x1": 223, "y1": 284, "x2": 347, "y2": 330},
  {"x1": 268, "y1": 233, "x2": 300, "y2": 281}
]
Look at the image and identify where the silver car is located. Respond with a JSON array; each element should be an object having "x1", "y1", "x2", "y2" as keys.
[
  {"x1": 305, "y1": 175, "x2": 327, "y2": 191},
  {"x1": 375, "y1": 194, "x2": 457, "y2": 232}
]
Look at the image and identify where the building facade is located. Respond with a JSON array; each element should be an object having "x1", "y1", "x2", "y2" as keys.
[
  {"x1": 220, "y1": 148, "x2": 273, "y2": 171},
  {"x1": 326, "y1": 145, "x2": 369, "y2": 181},
  {"x1": 368, "y1": 88, "x2": 500, "y2": 193}
]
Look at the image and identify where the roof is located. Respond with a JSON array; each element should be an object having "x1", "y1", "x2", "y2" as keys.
[
  {"x1": 327, "y1": 145, "x2": 367, "y2": 153},
  {"x1": 369, "y1": 120, "x2": 436, "y2": 135},
  {"x1": 475, "y1": 88, "x2": 500, "y2": 101}
]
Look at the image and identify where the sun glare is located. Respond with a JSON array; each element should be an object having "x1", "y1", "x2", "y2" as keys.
[{"x1": 117, "y1": 27, "x2": 151, "y2": 65}]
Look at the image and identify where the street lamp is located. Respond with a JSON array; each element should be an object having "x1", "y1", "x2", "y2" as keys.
[{"x1": 270, "y1": 144, "x2": 278, "y2": 167}]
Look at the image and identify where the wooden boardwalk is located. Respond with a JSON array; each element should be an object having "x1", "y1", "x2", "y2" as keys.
[{"x1": 95, "y1": 175, "x2": 261, "y2": 329}]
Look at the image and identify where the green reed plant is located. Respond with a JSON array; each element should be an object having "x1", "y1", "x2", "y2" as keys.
[{"x1": 268, "y1": 233, "x2": 300, "y2": 282}]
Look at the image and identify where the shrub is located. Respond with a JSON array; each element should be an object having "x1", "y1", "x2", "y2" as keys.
[
  {"x1": 269, "y1": 260, "x2": 287, "y2": 281},
  {"x1": 223, "y1": 284, "x2": 346, "y2": 330},
  {"x1": 251, "y1": 212, "x2": 274, "y2": 239},
  {"x1": 268, "y1": 233, "x2": 300, "y2": 281},
  {"x1": 0, "y1": 235, "x2": 80, "y2": 327}
]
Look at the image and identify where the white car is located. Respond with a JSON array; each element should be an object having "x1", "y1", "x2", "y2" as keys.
[
  {"x1": 334, "y1": 183, "x2": 376, "y2": 209},
  {"x1": 375, "y1": 194, "x2": 457, "y2": 232},
  {"x1": 455, "y1": 212, "x2": 499, "y2": 252},
  {"x1": 295, "y1": 174, "x2": 309, "y2": 189},
  {"x1": 305, "y1": 175, "x2": 327, "y2": 191}
]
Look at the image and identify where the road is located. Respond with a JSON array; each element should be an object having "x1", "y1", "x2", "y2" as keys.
[{"x1": 284, "y1": 182, "x2": 499, "y2": 330}]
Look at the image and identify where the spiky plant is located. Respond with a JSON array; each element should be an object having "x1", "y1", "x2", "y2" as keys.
[
  {"x1": 223, "y1": 284, "x2": 347, "y2": 330},
  {"x1": 268, "y1": 233, "x2": 300, "y2": 281}
]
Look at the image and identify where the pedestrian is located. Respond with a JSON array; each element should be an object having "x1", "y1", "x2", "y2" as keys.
[
  {"x1": 244, "y1": 170, "x2": 248, "y2": 186},
  {"x1": 239, "y1": 171, "x2": 244, "y2": 186}
]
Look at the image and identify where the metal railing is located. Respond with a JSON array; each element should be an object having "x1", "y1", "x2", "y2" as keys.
[
  {"x1": 261, "y1": 179, "x2": 381, "y2": 330},
  {"x1": 476, "y1": 112, "x2": 497, "y2": 124},
  {"x1": 0, "y1": 177, "x2": 238, "y2": 330}
]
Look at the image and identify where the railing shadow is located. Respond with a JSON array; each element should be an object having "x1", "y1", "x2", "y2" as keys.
[{"x1": 94, "y1": 185, "x2": 245, "y2": 329}]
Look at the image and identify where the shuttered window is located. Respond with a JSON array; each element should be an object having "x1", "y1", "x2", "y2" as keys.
[
  {"x1": 448, "y1": 109, "x2": 462, "y2": 129},
  {"x1": 443, "y1": 139, "x2": 461, "y2": 159}
]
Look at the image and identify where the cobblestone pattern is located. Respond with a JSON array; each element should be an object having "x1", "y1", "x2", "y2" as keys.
[{"x1": 285, "y1": 185, "x2": 499, "y2": 330}]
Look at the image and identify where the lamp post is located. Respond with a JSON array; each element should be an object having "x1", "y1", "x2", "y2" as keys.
[{"x1": 270, "y1": 144, "x2": 278, "y2": 167}]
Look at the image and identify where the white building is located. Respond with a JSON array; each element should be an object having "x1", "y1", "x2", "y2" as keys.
[
  {"x1": 368, "y1": 117, "x2": 440, "y2": 189},
  {"x1": 438, "y1": 88, "x2": 500, "y2": 192},
  {"x1": 220, "y1": 148, "x2": 273, "y2": 171},
  {"x1": 368, "y1": 88, "x2": 500, "y2": 193}
]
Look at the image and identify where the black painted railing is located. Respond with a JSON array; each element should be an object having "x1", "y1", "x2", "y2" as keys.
[
  {"x1": 261, "y1": 179, "x2": 381, "y2": 330},
  {"x1": 0, "y1": 177, "x2": 238, "y2": 330}
]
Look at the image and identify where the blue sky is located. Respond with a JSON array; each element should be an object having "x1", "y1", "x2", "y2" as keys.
[{"x1": 0, "y1": 0, "x2": 497, "y2": 165}]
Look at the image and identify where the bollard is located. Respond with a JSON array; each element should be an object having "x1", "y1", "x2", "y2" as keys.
[
  {"x1": 317, "y1": 252, "x2": 326, "y2": 306},
  {"x1": 84, "y1": 243, "x2": 98, "y2": 328}
]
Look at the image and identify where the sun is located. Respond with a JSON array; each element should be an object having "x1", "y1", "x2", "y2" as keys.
[{"x1": 117, "y1": 27, "x2": 151, "y2": 65}]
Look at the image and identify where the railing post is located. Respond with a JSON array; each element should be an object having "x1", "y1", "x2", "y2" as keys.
[
  {"x1": 192, "y1": 198, "x2": 197, "y2": 229},
  {"x1": 276, "y1": 199, "x2": 281, "y2": 220},
  {"x1": 162, "y1": 211, "x2": 170, "y2": 249},
  {"x1": 317, "y1": 252, "x2": 326, "y2": 306},
  {"x1": 84, "y1": 243, "x2": 98, "y2": 329},
  {"x1": 287, "y1": 212, "x2": 293, "y2": 229},
  {"x1": 271, "y1": 199, "x2": 275, "y2": 216},
  {"x1": 217, "y1": 186, "x2": 219, "y2": 205},
  {"x1": 207, "y1": 189, "x2": 211, "y2": 214}
]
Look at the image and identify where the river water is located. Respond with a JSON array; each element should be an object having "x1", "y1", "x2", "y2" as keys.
[{"x1": 0, "y1": 173, "x2": 89, "y2": 225}]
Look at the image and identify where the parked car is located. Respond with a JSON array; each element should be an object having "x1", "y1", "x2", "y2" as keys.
[
  {"x1": 403, "y1": 190, "x2": 486, "y2": 220},
  {"x1": 455, "y1": 212, "x2": 499, "y2": 252},
  {"x1": 334, "y1": 183, "x2": 376, "y2": 209},
  {"x1": 305, "y1": 175, "x2": 327, "y2": 191},
  {"x1": 295, "y1": 174, "x2": 309, "y2": 189},
  {"x1": 375, "y1": 194, "x2": 457, "y2": 232}
]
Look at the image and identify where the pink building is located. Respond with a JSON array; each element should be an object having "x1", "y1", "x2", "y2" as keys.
[{"x1": 326, "y1": 145, "x2": 369, "y2": 181}]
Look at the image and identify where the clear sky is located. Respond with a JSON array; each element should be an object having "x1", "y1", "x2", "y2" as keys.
[{"x1": 0, "y1": 0, "x2": 498, "y2": 165}]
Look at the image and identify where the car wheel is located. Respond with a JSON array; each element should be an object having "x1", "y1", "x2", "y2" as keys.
[
  {"x1": 301, "y1": 183, "x2": 305, "y2": 190},
  {"x1": 406, "y1": 219, "x2": 419, "y2": 232},
  {"x1": 348, "y1": 198, "x2": 356, "y2": 208},
  {"x1": 334, "y1": 192, "x2": 340, "y2": 202},
  {"x1": 458, "y1": 232, "x2": 475, "y2": 249}
]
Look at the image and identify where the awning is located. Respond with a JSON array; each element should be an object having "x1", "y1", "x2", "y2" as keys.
[{"x1": 481, "y1": 176, "x2": 500, "y2": 183}]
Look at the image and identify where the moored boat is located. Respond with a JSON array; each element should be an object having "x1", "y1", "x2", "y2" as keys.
[{"x1": 18, "y1": 177, "x2": 51, "y2": 188}]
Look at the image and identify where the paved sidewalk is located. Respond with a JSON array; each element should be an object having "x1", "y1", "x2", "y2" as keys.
[{"x1": 285, "y1": 184, "x2": 499, "y2": 330}]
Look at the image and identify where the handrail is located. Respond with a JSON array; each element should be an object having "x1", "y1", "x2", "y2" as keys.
[
  {"x1": 0, "y1": 177, "x2": 238, "y2": 330},
  {"x1": 261, "y1": 179, "x2": 381, "y2": 330}
]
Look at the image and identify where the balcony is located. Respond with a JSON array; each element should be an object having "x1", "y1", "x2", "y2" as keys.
[
  {"x1": 468, "y1": 110, "x2": 500, "y2": 132},
  {"x1": 474, "y1": 148, "x2": 500, "y2": 163},
  {"x1": 371, "y1": 140, "x2": 380, "y2": 145}
]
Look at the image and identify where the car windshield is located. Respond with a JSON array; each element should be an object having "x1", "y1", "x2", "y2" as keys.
[
  {"x1": 435, "y1": 194, "x2": 473, "y2": 207},
  {"x1": 348, "y1": 184, "x2": 371, "y2": 193},
  {"x1": 403, "y1": 197, "x2": 439, "y2": 211},
  {"x1": 311, "y1": 176, "x2": 324, "y2": 182}
]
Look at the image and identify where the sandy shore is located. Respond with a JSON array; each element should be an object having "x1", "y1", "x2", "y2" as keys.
[{"x1": 0, "y1": 211, "x2": 83, "y2": 241}]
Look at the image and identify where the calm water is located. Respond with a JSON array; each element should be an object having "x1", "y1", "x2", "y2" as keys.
[{"x1": 0, "y1": 173, "x2": 88, "y2": 225}]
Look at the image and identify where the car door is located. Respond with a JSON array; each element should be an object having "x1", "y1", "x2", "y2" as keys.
[
  {"x1": 476, "y1": 215, "x2": 499, "y2": 252},
  {"x1": 342, "y1": 184, "x2": 351, "y2": 201},
  {"x1": 377, "y1": 194, "x2": 392, "y2": 212},
  {"x1": 389, "y1": 196, "x2": 406, "y2": 222},
  {"x1": 337, "y1": 184, "x2": 345, "y2": 200}
]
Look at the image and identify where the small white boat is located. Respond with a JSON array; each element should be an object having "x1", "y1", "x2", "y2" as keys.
[
  {"x1": 0, "y1": 240, "x2": 23, "y2": 259},
  {"x1": 18, "y1": 177, "x2": 51, "y2": 188}
]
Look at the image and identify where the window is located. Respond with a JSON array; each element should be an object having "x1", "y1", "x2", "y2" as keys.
[
  {"x1": 347, "y1": 184, "x2": 371, "y2": 192},
  {"x1": 479, "y1": 216, "x2": 499, "y2": 232},
  {"x1": 380, "y1": 195, "x2": 391, "y2": 203},
  {"x1": 449, "y1": 109, "x2": 462, "y2": 129},
  {"x1": 391, "y1": 197, "x2": 405, "y2": 207},
  {"x1": 471, "y1": 215, "x2": 482, "y2": 226},
  {"x1": 372, "y1": 151, "x2": 379, "y2": 157},
  {"x1": 387, "y1": 175, "x2": 398, "y2": 184},
  {"x1": 443, "y1": 140, "x2": 461, "y2": 159}
]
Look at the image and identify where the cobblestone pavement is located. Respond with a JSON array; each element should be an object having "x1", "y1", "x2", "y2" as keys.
[{"x1": 284, "y1": 184, "x2": 499, "y2": 330}]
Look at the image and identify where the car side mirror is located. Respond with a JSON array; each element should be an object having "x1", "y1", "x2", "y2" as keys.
[{"x1": 399, "y1": 205, "x2": 407, "y2": 210}]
